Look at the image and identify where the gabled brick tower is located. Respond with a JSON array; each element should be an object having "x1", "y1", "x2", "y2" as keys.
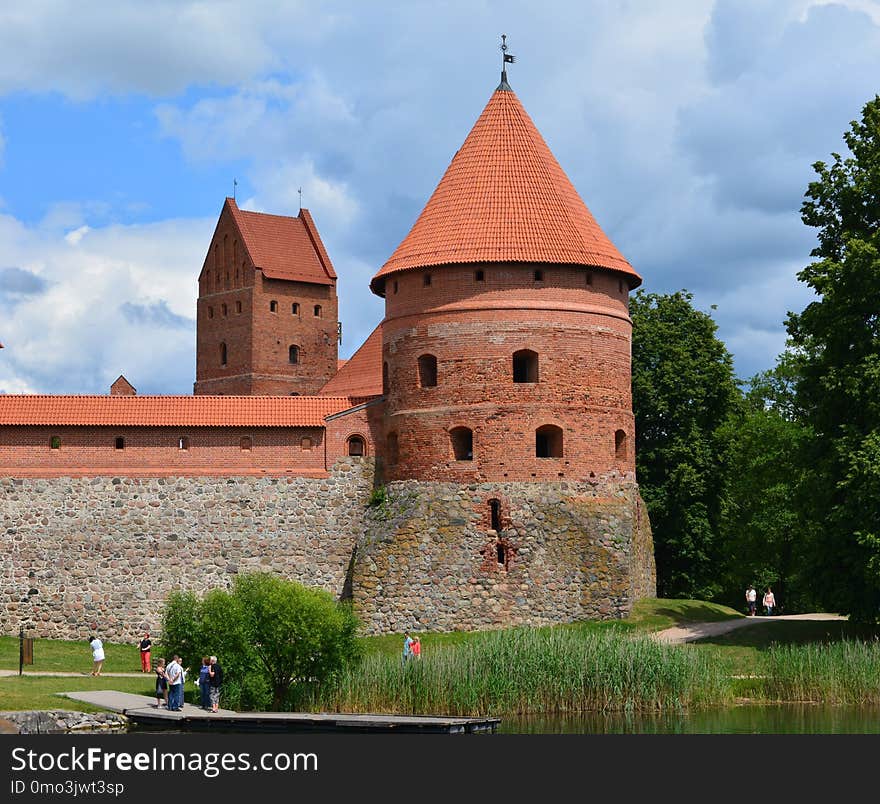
[
  {"x1": 195, "y1": 199, "x2": 338, "y2": 396},
  {"x1": 354, "y1": 64, "x2": 656, "y2": 632}
]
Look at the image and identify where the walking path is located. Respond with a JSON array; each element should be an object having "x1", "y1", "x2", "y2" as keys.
[{"x1": 653, "y1": 613, "x2": 847, "y2": 645}]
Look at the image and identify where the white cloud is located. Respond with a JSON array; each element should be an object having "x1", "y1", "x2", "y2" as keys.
[{"x1": 0, "y1": 212, "x2": 212, "y2": 394}]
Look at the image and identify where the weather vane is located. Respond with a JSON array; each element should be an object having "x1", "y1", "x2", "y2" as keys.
[
  {"x1": 499, "y1": 34, "x2": 515, "y2": 89},
  {"x1": 233, "y1": 178, "x2": 237, "y2": 201}
]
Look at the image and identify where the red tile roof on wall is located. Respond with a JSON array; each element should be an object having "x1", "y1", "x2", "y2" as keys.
[
  {"x1": 371, "y1": 87, "x2": 640, "y2": 295},
  {"x1": 226, "y1": 199, "x2": 336, "y2": 285},
  {"x1": 319, "y1": 324, "x2": 383, "y2": 397},
  {"x1": 0, "y1": 396, "x2": 366, "y2": 427}
]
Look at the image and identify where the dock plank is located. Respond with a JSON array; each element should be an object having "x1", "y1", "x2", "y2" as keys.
[{"x1": 59, "y1": 691, "x2": 499, "y2": 734}]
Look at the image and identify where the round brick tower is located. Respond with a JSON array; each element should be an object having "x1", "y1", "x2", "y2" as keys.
[
  {"x1": 370, "y1": 74, "x2": 642, "y2": 485},
  {"x1": 354, "y1": 68, "x2": 655, "y2": 634}
]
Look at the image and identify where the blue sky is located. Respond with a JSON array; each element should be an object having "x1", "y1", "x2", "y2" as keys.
[{"x1": 1, "y1": 0, "x2": 879, "y2": 394}]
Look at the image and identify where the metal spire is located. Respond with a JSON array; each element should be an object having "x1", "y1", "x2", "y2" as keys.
[{"x1": 497, "y1": 34, "x2": 515, "y2": 91}]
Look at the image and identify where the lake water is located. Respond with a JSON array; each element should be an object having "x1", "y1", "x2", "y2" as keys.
[{"x1": 499, "y1": 705, "x2": 880, "y2": 734}]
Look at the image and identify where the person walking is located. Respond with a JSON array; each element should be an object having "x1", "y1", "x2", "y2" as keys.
[
  {"x1": 763, "y1": 587, "x2": 776, "y2": 616},
  {"x1": 412, "y1": 635, "x2": 421, "y2": 660},
  {"x1": 88, "y1": 634, "x2": 105, "y2": 676},
  {"x1": 402, "y1": 631, "x2": 414, "y2": 666},
  {"x1": 139, "y1": 632, "x2": 152, "y2": 673},
  {"x1": 198, "y1": 657, "x2": 211, "y2": 710},
  {"x1": 154, "y1": 658, "x2": 168, "y2": 708},
  {"x1": 745, "y1": 585, "x2": 757, "y2": 616},
  {"x1": 208, "y1": 655, "x2": 223, "y2": 713},
  {"x1": 165, "y1": 654, "x2": 185, "y2": 711}
]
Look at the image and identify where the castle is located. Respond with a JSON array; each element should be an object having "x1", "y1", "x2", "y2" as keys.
[{"x1": 0, "y1": 67, "x2": 655, "y2": 640}]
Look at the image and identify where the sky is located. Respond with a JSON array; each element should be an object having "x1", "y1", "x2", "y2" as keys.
[{"x1": 0, "y1": 0, "x2": 878, "y2": 394}]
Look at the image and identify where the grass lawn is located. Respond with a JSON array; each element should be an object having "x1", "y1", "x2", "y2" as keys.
[
  {"x1": 0, "y1": 676, "x2": 156, "y2": 714},
  {"x1": 0, "y1": 635, "x2": 142, "y2": 674}
]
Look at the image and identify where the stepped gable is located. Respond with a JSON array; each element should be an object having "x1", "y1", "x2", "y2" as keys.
[
  {"x1": 226, "y1": 199, "x2": 336, "y2": 285},
  {"x1": 0, "y1": 395, "x2": 365, "y2": 427},
  {"x1": 319, "y1": 324, "x2": 383, "y2": 398},
  {"x1": 370, "y1": 84, "x2": 640, "y2": 295}
]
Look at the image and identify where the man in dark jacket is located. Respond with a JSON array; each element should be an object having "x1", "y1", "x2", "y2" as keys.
[{"x1": 208, "y1": 656, "x2": 223, "y2": 713}]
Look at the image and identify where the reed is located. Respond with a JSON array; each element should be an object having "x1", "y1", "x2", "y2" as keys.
[
  {"x1": 293, "y1": 627, "x2": 730, "y2": 715},
  {"x1": 761, "y1": 639, "x2": 880, "y2": 704}
]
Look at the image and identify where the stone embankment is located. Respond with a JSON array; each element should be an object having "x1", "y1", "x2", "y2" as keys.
[{"x1": 0, "y1": 710, "x2": 128, "y2": 734}]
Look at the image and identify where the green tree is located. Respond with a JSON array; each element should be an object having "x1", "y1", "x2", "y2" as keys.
[
  {"x1": 162, "y1": 573, "x2": 361, "y2": 710},
  {"x1": 785, "y1": 96, "x2": 880, "y2": 621},
  {"x1": 717, "y1": 357, "x2": 813, "y2": 612},
  {"x1": 631, "y1": 290, "x2": 741, "y2": 599}
]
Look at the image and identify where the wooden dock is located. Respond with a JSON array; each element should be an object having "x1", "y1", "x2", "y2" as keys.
[{"x1": 59, "y1": 691, "x2": 500, "y2": 734}]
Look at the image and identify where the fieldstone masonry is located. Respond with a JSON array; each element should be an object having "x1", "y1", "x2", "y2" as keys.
[
  {"x1": 1, "y1": 461, "x2": 654, "y2": 641},
  {"x1": 1, "y1": 460, "x2": 374, "y2": 640},
  {"x1": 352, "y1": 477, "x2": 655, "y2": 633}
]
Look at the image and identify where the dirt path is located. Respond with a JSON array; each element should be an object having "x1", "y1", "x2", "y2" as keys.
[{"x1": 653, "y1": 613, "x2": 847, "y2": 645}]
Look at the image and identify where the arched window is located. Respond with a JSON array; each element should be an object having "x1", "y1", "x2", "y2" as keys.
[
  {"x1": 225, "y1": 272, "x2": 230, "y2": 289},
  {"x1": 314, "y1": 304, "x2": 322, "y2": 317},
  {"x1": 382, "y1": 362, "x2": 389, "y2": 395},
  {"x1": 450, "y1": 427, "x2": 473, "y2": 461},
  {"x1": 214, "y1": 243, "x2": 220, "y2": 271},
  {"x1": 220, "y1": 342, "x2": 227, "y2": 366},
  {"x1": 270, "y1": 300, "x2": 278, "y2": 313},
  {"x1": 236, "y1": 301, "x2": 242, "y2": 314},
  {"x1": 386, "y1": 432, "x2": 399, "y2": 464},
  {"x1": 223, "y1": 234, "x2": 228, "y2": 267},
  {"x1": 292, "y1": 302, "x2": 300, "y2": 315},
  {"x1": 178, "y1": 436, "x2": 189, "y2": 451},
  {"x1": 240, "y1": 436, "x2": 252, "y2": 451},
  {"x1": 393, "y1": 280, "x2": 399, "y2": 294},
  {"x1": 489, "y1": 499, "x2": 501, "y2": 532},
  {"x1": 513, "y1": 350, "x2": 539, "y2": 383},
  {"x1": 496, "y1": 542, "x2": 507, "y2": 566},
  {"x1": 115, "y1": 437, "x2": 125, "y2": 451},
  {"x1": 615, "y1": 429, "x2": 627, "y2": 461},
  {"x1": 233, "y1": 239, "x2": 238, "y2": 266},
  {"x1": 221, "y1": 303, "x2": 227, "y2": 316},
  {"x1": 423, "y1": 273, "x2": 432, "y2": 287},
  {"x1": 417, "y1": 354, "x2": 437, "y2": 388},
  {"x1": 347, "y1": 435, "x2": 366, "y2": 457},
  {"x1": 208, "y1": 306, "x2": 214, "y2": 319},
  {"x1": 475, "y1": 269, "x2": 485, "y2": 282},
  {"x1": 289, "y1": 345, "x2": 299, "y2": 364},
  {"x1": 535, "y1": 425, "x2": 563, "y2": 458}
]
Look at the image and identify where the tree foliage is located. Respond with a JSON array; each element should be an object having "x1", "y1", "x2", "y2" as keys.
[
  {"x1": 631, "y1": 290, "x2": 741, "y2": 600},
  {"x1": 161, "y1": 573, "x2": 361, "y2": 710},
  {"x1": 785, "y1": 96, "x2": 880, "y2": 621}
]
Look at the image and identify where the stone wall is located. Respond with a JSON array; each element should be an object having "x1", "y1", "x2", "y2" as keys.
[
  {"x1": 351, "y1": 478, "x2": 656, "y2": 633},
  {"x1": 0, "y1": 459, "x2": 374, "y2": 640},
  {"x1": 1, "y1": 463, "x2": 655, "y2": 641}
]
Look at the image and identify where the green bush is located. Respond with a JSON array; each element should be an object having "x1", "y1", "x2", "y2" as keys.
[{"x1": 161, "y1": 573, "x2": 361, "y2": 710}]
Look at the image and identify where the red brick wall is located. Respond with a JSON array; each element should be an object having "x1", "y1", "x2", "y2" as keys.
[
  {"x1": 381, "y1": 262, "x2": 636, "y2": 482},
  {"x1": 194, "y1": 208, "x2": 339, "y2": 396},
  {"x1": 0, "y1": 426, "x2": 330, "y2": 477}
]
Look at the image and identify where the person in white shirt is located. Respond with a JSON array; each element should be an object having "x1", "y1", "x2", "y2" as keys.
[
  {"x1": 89, "y1": 635, "x2": 105, "y2": 676},
  {"x1": 165, "y1": 655, "x2": 185, "y2": 711},
  {"x1": 745, "y1": 585, "x2": 757, "y2": 616}
]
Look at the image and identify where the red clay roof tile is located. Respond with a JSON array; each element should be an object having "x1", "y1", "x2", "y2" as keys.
[
  {"x1": 0, "y1": 395, "x2": 366, "y2": 427},
  {"x1": 319, "y1": 324, "x2": 383, "y2": 397},
  {"x1": 226, "y1": 199, "x2": 336, "y2": 285},
  {"x1": 371, "y1": 88, "x2": 640, "y2": 294}
]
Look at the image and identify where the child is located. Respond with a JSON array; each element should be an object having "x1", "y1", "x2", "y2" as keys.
[{"x1": 155, "y1": 658, "x2": 168, "y2": 708}]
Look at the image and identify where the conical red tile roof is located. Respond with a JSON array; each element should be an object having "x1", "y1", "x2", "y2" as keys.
[{"x1": 371, "y1": 86, "x2": 640, "y2": 295}]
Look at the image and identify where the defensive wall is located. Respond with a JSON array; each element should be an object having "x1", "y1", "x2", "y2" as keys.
[{"x1": 1, "y1": 459, "x2": 654, "y2": 641}]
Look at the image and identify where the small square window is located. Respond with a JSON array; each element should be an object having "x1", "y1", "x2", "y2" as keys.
[
  {"x1": 115, "y1": 437, "x2": 125, "y2": 451},
  {"x1": 50, "y1": 436, "x2": 61, "y2": 450},
  {"x1": 475, "y1": 270, "x2": 485, "y2": 282},
  {"x1": 240, "y1": 436, "x2": 252, "y2": 451},
  {"x1": 534, "y1": 270, "x2": 544, "y2": 282}
]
